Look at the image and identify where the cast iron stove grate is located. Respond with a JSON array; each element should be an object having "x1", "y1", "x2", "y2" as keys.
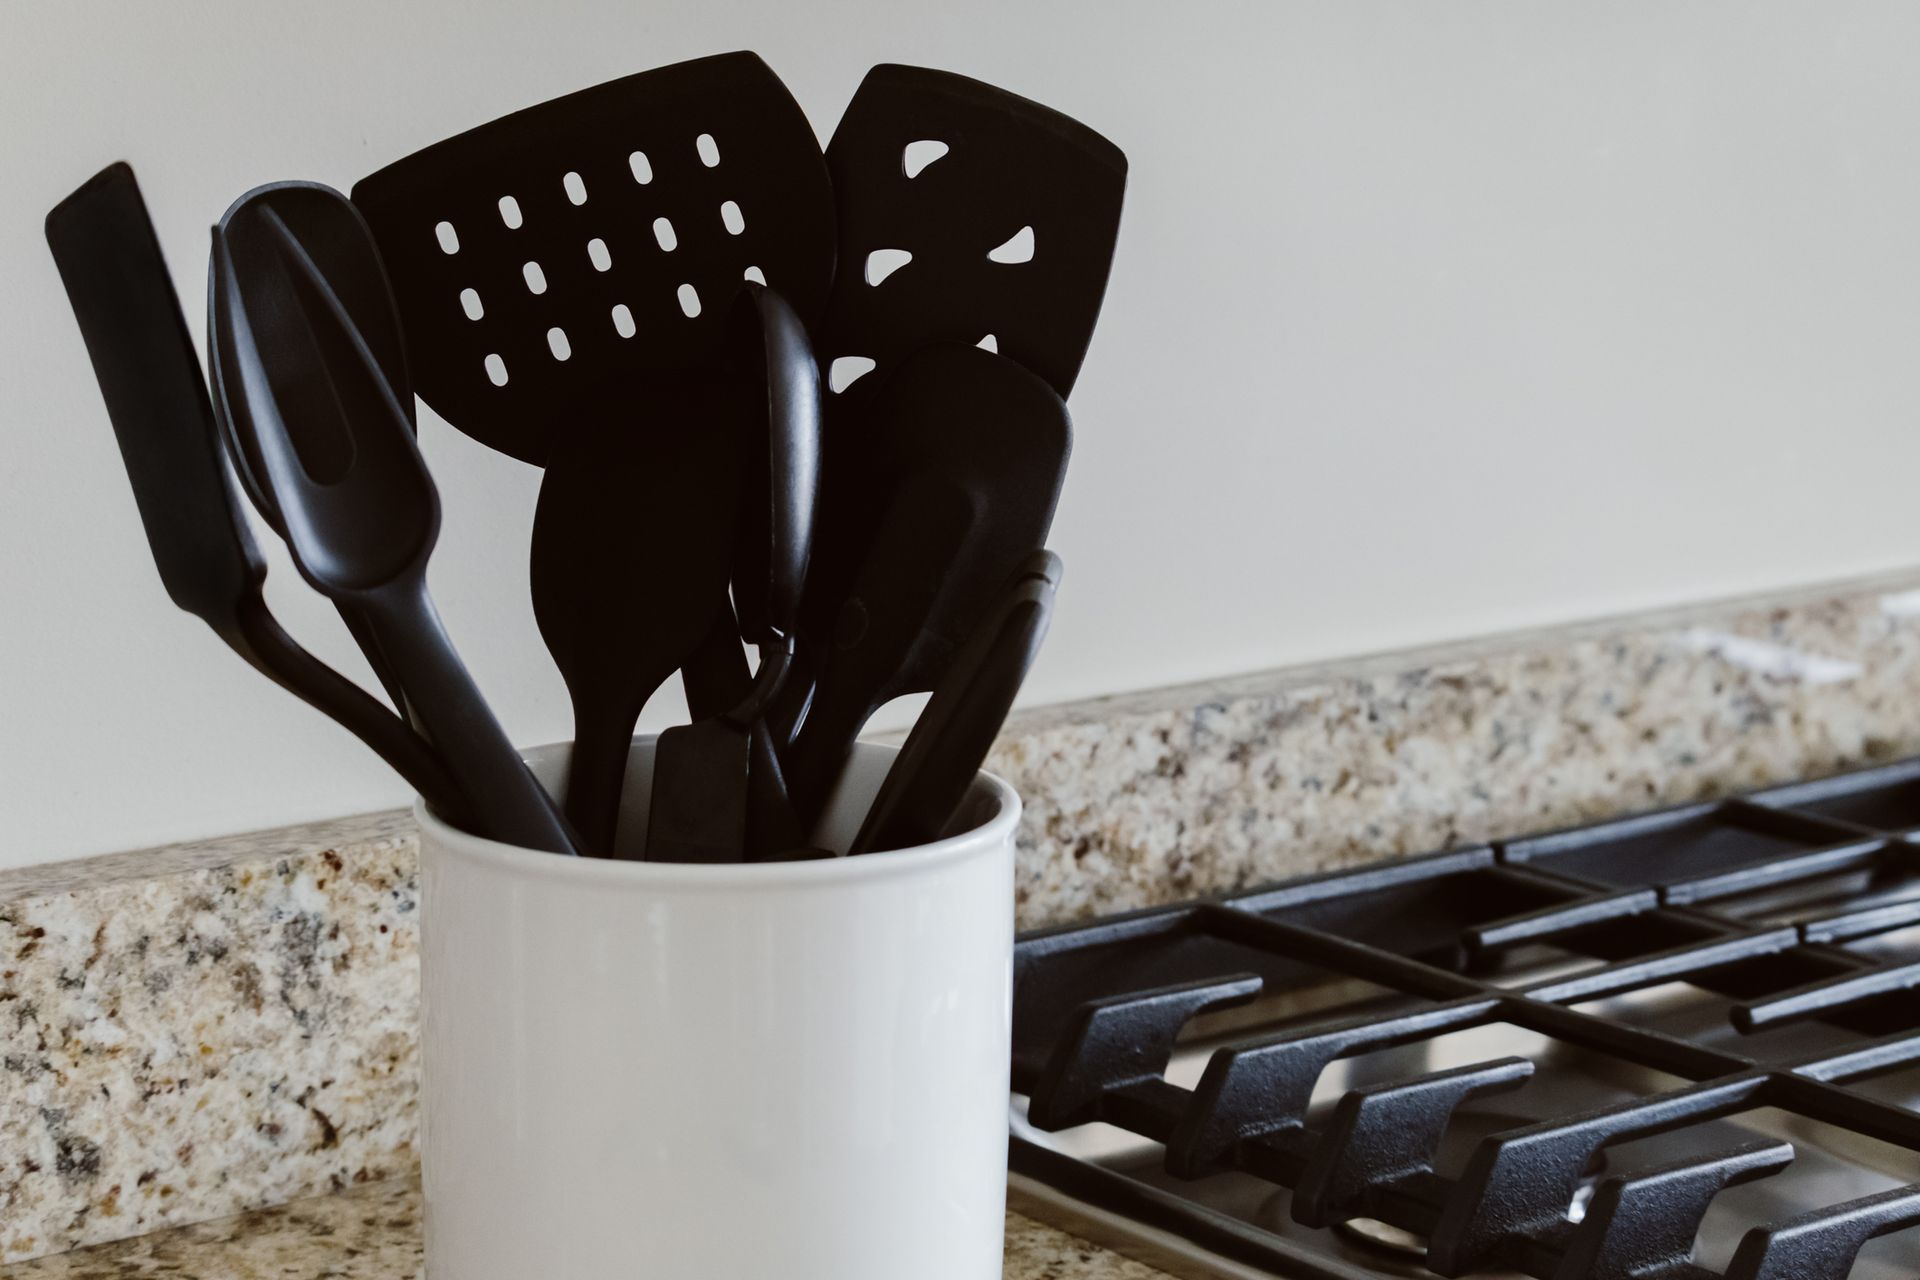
[{"x1": 1010, "y1": 756, "x2": 1920, "y2": 1279}]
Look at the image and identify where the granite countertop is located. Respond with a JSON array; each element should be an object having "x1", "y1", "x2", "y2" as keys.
[
  {"x1": 11, "y1": 572, "x2": 1920, "y2": 1272},
  {"x1": 0, "y1": 1179, "x2": 1173, "y2": 1279}
]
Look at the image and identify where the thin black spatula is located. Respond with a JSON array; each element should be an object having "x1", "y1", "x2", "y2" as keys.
[
  {"x1": 211, "y1": 181, "x2": 578, "y2": 854},
  {"x1": 351, "y1": 52, "x2": 837, "y2": 849},
  {"x1": 782, "y1": 342, "x2": 1072, "y2": 821},
  {"x1": 646, "y1": 284, "x2": 820, "y2": 862},
  {"x1": 772, "y1": 64, "x2": 1125, "y2": 747},
  {"x1": 45, "y1": 163, "x2": 467, "y2": 822},
  {"x1": 848, "y1": 551, "x2": 1060, "y2": 855}
]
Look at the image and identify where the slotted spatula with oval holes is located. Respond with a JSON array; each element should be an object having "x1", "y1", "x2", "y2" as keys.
[{"x1": 351, "y1": 52, "x2": 835, "y2": 853}]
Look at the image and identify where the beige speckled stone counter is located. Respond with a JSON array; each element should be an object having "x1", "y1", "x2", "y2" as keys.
[
  {"x1": 0, "y1": 1179, "x2": 1173, "y2": 1279},
  {"x1": 10, "y1": 568, "x2": 1920, "y2": 1266}
]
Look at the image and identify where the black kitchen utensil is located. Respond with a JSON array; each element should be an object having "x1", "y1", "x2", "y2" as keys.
[
  {"x1": 529, "y1": 378, "x2": 742, "y2": 855},
  {"x1": 206, "y1": 183, "x2": 418, "y2": 724},
  {"x1": 646, "y1": 283, "x2": 820, "y2": 863},
  {"x1": 772, "y1": 64, "x2": 1124, "y2": 748},
  {"x1": 848, "y1": 550, "x2": 1059, "y2": 856},
  {"x1": 350, "y1": 51, "x2": 836, "y2": 851},
  {"x1": 210, "y1": 181, "x2": 578, "y2": 855},
  {"x1": 820, "y1": 63, "x2": 1126, "y2": 402},
  {"x1": 351, "y1": 51, "x2": 835, "y2": 466},
  {"x1": 782, "y1": 342, "x2": 1072, "y2": 821},
  {"x1": 44, "y1": 162, "x2": 467, "y2": 822}
]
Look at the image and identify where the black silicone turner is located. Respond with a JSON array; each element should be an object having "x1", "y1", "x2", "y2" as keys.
[
  {"x1": 773, "y1": 65, "x2": 1124, "y2": 746},
  {"x1": 848, "y1": 550, "x2": 1060, "y2": 855},
  {"x1": 782, "y1": 342, "x2": 1072, "y2": 820},
  {"x1": 44, "y1": 163, "x2": 466, "y2": 824}
]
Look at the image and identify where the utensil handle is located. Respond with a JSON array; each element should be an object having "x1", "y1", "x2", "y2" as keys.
[
  {"x1": 785, "y1": 474, "x2": 976, "y2": 822},
  {"x1": 561, "y1": 695, "x2": 642, "y2": 858},
  {"x1": 232, "y1": 600, "x2": 469, "y2": 825},
  {"x1": 848, "y1": 552, "x2": 1059, "y2": 855},
  {"x1": 364, "y1": 578, "x2": 579, "y2": 855},
  {"x1": 679, "y1": 597, "x2": 752, "y2": 721},
  {"x1": 337, "y1": 604, "x2": 414, "y2": 721}
]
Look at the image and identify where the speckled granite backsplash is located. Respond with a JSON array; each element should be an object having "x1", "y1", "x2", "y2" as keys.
[{"x1": 8, "y1": 570, "x2": 1920, "y2": 1264}]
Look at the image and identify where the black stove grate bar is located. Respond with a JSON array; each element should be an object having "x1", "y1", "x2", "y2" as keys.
[
  {"x1": 1010, "y1": 1135, "x2": 1392, "y2": 1280},
  {"x1": 1725, "y1": 1183, "x2": 1920, "y2": 1280},
  {"x1": 1464, "y1": 887, "x2": 1660, "y2": 954},
  {"x1": 1735, "y1": 960, "x2": 1920, "y2": 1032},
  {"x1": 1028, "y1": 973, "x2": 1264, "y2": 1130},
  {"x1": 1014, "y1": 757, "x2": 1920, "y2": 1278},
  {"x1": 1499, "y1": 998, "x2": 1749, "y2": 1080},
  {"x1": 1198, "y1": 906, "x2": 1487, "y2": 1001},
  {"x1": 1802, "y1": 899, "x2": 1920, "y2": 946},
  {"x1": 1290, "y1": 1057, "x2": 1533, "y2": 1230},
  {"x1": 1517, "y1": 927, "x2": 1802, "y2": 1006},
  {"x1": 1163, "y1": 996, "x2": 1505, "y2": 1176},
  {"x1": 1793, "y1": 1029, "x2": 1920, "y2": 1084},
  {"x1": 1657, "y1": 837, "x2": 1892, "y2": 907},
  {"x1": 1768, "y1": 1074, "x2": 1920, "y2": 1150},
  {"x1": 1426, "y1": 1076, "x2": 1774, "y2": 1272},
  {"x1": 1559, "y1": 1140, "x2": 1796, "y2": 1280}
]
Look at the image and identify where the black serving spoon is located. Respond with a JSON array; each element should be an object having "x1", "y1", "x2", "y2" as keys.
[
  {"x1": 771, "y1": 64, "x2": 1125, "y2": 751},
  {"x1": 848, "y1": 551, "x2": 1059, "y2": 855},
  {"x1": 206, "y1": 186, "x2": 417, "y2": 724},
  {"x1": 529, "y1": 376, "x2": 743, "y2": 855},
  {"x1": 645, "y1": 283, "x2": 820, "y2": 862},
  {"x1": 211, "y1": 181, "x2": 578, "y2": 855},
  {"x1": 45, "y1": 162, "x2": 467, "y2": 823},
  {"x1": 781, "y1": 342, "x2": 1072, "y2": 824}
]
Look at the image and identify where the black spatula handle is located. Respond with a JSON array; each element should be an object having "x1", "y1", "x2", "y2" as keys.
[
  {"x1": 362, "y1": 576, "x2": 580, "y2": 853},
  {"x1": 848, "y1": 551, "x2": 1059, "y2": 855},
  {"x1": 783, "y1": 469, "x2": 976, "y2": 815}
]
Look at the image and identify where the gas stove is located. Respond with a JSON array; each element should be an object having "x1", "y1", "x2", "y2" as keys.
[{"x1": 1008, "y1": 757, "x2": 1920, "y2": 1278}]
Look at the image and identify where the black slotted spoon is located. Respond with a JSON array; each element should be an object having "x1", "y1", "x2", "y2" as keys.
[
  {"x1": 211, "y1": 181, "x2": 579, "y2": 855},
  {"x1": 207, "y1": 181, "x2": 417, "y2": 724},
  {"x1": 351, "y1": 51, "x2": 836, "y2": 853}
]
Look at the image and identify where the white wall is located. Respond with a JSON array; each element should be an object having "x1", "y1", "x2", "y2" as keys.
[{"x1": 5, "y1": 1, "x2": 1920, "y2": 867}]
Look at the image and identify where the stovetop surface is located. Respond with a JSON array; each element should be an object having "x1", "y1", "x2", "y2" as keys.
[{"x1": 1009, "y1": 756, "x2": 1920, "y2": 1279}]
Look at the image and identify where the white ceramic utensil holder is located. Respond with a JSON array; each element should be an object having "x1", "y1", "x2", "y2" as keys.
[{"x1": 415, "y1": 737, "x2": 1018, "y2": 1280}]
